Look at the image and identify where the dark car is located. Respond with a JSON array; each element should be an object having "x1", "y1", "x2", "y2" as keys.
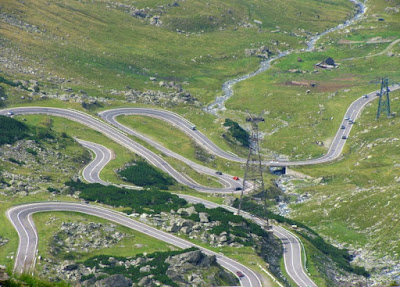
[
  {"x1": 236, "y1": 271, "x2": 245, "y2": 278},
  {"x1": 341, "y1": 125, "x2": 345, "y2": 129},
  {"x1": 215, "y1": 171, "x2": 223, "y2": 175},
  {"x1": 342, "y1": 135, "x2": 347, "y2": 139},
  {"x1": 235, "y1": 187, "x2": 242, "y2": 191}
]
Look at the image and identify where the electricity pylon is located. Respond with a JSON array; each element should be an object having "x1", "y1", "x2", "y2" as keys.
[
  {"x1": 237, "y1": 112, "x2": 269, "y2": 226},
  {"x1": 377, "y1": 78, "x2": 391, "y2": 119}
]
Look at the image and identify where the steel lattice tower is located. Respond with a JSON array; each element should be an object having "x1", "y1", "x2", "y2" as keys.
[
  {"x1": 237, "y1": 112, "x2": 269, "y2": 226},
  {"x1": 377, "y1": 78, "x2": 391, "y2": 119}
]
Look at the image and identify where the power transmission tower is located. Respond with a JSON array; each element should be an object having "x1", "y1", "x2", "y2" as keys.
[
  {"x1": 237, "y1": 112, "x2": 270, "y2": 227},
  {"x1": 377, "y1": 78, "x2": 391, "y2": 119}
]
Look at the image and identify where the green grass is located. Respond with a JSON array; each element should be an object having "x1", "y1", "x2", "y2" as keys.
[
  {"x1": 33, "y1": 212, "x2": 172, "y2": 264},
  {"x1": 288, "y1": 90, "x2": 400, "y2": 277},
  {"x1": 221, "y1": 0, "x2": 400, "y2": 160},
  {"x1": 0, "y1": 0, "x2": 354, "y2": 105},
  {"x1": 67, "y1": 181, "x2": 188, "y2": 214},
  {"x1": 117, "y1": 114, "x2": 245, "y2": 176},
  {"x1": 0, "y1": 193, "x2": 81, "y2": 269},
  {"x1": 16, "y1": 114, "x2": 139, "y2": 185}
]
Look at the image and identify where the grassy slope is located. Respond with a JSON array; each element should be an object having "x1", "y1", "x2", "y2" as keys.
[
  {"x1": 16, "y1": 114, "x2": 138, "y2": 185},
  {"x1": 291, "y1": 90, "x2": 400, "y2": 277},
  {"x1": 226, "y1": 0, "x2": 400, "y2": 160},
  {"x1": 33, "y1": 212, "x2": 172, "y2": 264},
  {"x1": 0, "y1": 0, "x2": 353, "y2": 104},
  {"x1": 117, "y1": 115, "x2": 245, "y2": 175},
  {"x1": 0, "y1": 193, "x2": 81, "y2": 268}
]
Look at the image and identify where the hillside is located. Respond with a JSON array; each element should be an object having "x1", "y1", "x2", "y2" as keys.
[{"x1": 1, "y1": 0, "x2": 400, "y2": 286}]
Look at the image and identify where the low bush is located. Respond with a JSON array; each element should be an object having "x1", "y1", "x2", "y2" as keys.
[
  {"x1": 8, "y1": 158, "x2": 25, "y2": 166},
  {"x1": 118, "y1": 161, "x2": 176, "y2": 190},
  {"x1": 25, "y1": 148, "x2": 37, "y2": 156},
  {"x1": 83, "y1": 247, "x2": 199, "y2": 286},
  {"x1": 223, "y1": 119, "x2": 250, "y2": 148},
  {"x1": 66, "y1": 181, "x2": 187, "y2": 214},
  {"x1": 0, "y1": 116, "x2": 29, "y2": 146},
  {"x1": 193, "y1": 204, "x2": 267, "y2": 245}
]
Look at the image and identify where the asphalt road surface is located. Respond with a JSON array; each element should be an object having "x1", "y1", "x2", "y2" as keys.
[
  {"x1": 2, "y1": 86, "x2": 397, "y2": 286},
  {"x1": 78, "y1": 140, "x2": 316, "y2": 287},
  {"x1": 100, "y1": 84, "x2": 400, "y2": 167},
  {"x1": 76, "y1": 139, "x2": 111, "y2": 186},
  {"x1": 7, "y1": 202, "x2": 263, "y2": 287},
  {"x1": 0, "y1": 107, "x2": 239, "y2": 193}
]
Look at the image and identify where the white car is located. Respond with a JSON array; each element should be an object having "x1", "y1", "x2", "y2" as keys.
[{"x1": 6, "y1": 111, "x2": 14, "y2": 116}]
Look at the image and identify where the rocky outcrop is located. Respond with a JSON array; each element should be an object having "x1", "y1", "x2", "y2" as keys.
[
  {"x1": 123, "y1": 88, "x2": 200, "y2": 107},
  {"x1": 165, "y1": 250, "x2": 237, "y2": 287},
  {"x1": 95, "y1": 274, "x2": 132, "y2": 287},
  {"x1": 50, "y1": 222, "x2": 125, "y2": 256},
  {"x1": 0, "y1": 12, "x2": 43, "y2": 33},
  {"x1": 0, "y1": 236, "x2": 8, "y2": 247},
  {"x1": 0, "y1": 265, "x2": 10, "y2": 282},
  {"x1": 245, "y1": 45, "x2": 272, "y2": 59},
  {"x1": 0, "y1": 139, "x2": 90, "y2": 195}
]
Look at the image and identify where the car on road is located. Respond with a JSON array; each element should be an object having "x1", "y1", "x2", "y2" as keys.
[
  {"x1": 342, "y1": 135, "x2": 347, "y2": 139},
  {"x1": 363, "y1": 94, "x2": 369, "y2": 98},
  {"x1": 191, "y1": 126, "x2": 196, "y2": 130},
  {"x1": 344, "y1": 116, "x2": 350, "y2": 120},
  {"x1": 349, "y1": 119, "x2": 354, "y2": 124},
  {"x1": 6, "y1": 111, "x2": 14, "y2": 116},
  {"x1": 236, "y1": 271, "x2": 245, "y2": 278},
  {"x1": 235, "y1": 187, "x2": 242, "y2": 191},
  {"x1": 233, "y1": 176, "x2": 239, "y2": 180},
  {"x1": 341, "y1": 125, "x2": 345, "y2": 129},
  {"x1": 215, "y1": 171, "x2": 223, "y2": 175}
]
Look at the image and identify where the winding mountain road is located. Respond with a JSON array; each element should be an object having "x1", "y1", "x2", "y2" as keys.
[
  {"x1": 0, "y1": 107, "x2": 238, "y2": 194},
  {"x1": 100, "y1": 84, "x2": 400, "y2": 166},
  {"x1": 6, "y1": 202, "x2": 263, "y2": 287},
  {"x1": 2, "y1": 84, "x2": 399, "y2": 286},
  {"x1": 78, "y1": 140, "x2": 315, "y2": 287}
]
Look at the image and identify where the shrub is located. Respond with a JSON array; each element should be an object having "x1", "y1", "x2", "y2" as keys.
[
  {"x1": 66, "y1": 181, "x2": 187, "y2": 214},
  {"x1": 223, "y1": 119, "x2": 250, "y2": 148},
  {"x1": 47, "y1": 187, "x2": 60, "y2": 193},
  {"x1": 118, "y1": 161, "x2": 175, "y2": 190},
  {"x1": 8, "y1": 158, "x2": 25, "y2": 166},
  {"x1": 82, "y1": 247, "x2": 199, "y2": 286},
  {"x1": 0, "y1": 115, "x2": 29, "y2": 146},
  {"x1": 26, "y1": 148, "x2": 38, "y2": 156}
]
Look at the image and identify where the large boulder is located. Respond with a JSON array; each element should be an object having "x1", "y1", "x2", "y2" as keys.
[
  {"x1": 95, "y1": 274, "x2": 132, "y2": 287},
  {"x1": 199, "y1": 212, "x2": 209, "y2": 223},
  {"x1": 0, "y1": 265, "x2": 10, "y2": 282},
  {"x1": 166, "y1": 250, "x2": 203, "y2": 267}
]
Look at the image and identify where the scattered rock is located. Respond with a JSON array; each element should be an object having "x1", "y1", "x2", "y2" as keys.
[
  {"x1": 245, "y1": 45, "x2": 272, "y2": 59},
  {"x1": 0, "y1": 265, "x2": 10, "y2": 282}
]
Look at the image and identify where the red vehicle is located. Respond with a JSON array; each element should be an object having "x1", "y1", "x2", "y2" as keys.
[
  {"x1": 233, "y1": 176, "x2": 239, "y2": 180},
  {"x1": 236, "y1": 271, "x2": 245, "y2": 278}
]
